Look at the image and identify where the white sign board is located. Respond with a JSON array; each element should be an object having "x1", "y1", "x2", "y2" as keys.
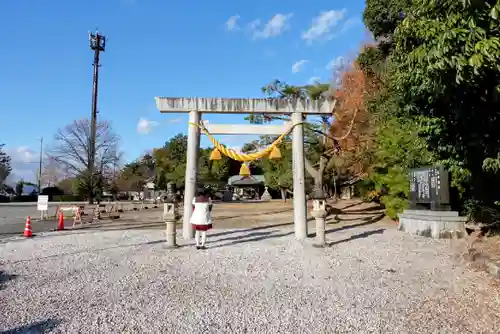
[{"x1": 37, "y1": 195, "x2": 49, "y2": 211}]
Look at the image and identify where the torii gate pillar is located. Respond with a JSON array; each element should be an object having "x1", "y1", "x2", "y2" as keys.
[
  {"x1": 183, "y1": 110, "x2": 200, "y2": 240},
  {"x1": 291, "y1": 111, "x2": 307, "y2": 239}
]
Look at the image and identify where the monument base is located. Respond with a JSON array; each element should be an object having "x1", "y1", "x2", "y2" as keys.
[{"x1": 398, "y1": 210, "x2": 467, "y2": 239}]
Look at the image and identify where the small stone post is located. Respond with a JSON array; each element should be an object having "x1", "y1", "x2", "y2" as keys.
[
  {"x1": 311, "y1": 187, "x2": 328, "y2": 247},
  {"x1": 163, "y1": 182, "x2": 180, "y2": 248}
]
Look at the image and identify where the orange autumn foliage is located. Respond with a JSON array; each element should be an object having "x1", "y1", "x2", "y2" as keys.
[{"x1": 329, "y1": 60, "x2": 377, "y2": 176}]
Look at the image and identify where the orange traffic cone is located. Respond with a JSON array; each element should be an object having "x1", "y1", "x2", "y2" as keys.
[
  {"x1": 24, "y1": 216, "x2": 33, "y2": 238},
  {"x1": 57, "y1": 212, "x2": 65, "y2": 231}
]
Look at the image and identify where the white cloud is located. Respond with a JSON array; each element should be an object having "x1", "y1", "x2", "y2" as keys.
[
  {"x1": 302, "y1": 9, "x2": 347, "y2": 43},
  {"x1": 4, "y1": 172, "x2": 19, "y2": 186},
  {"x1": 292, "y1": 60, "x2": 308, "y2": 73},
  {"x1": 137, "y1": 118, "x2": 159, "y2": 134},
  {"x1": 253, "y1": 13, "x2": 293, "y2": 39},
  {"x1": 3, "y1": 146, "x2": 39, "y2": 184},
  {"x1": 226, "y1": 15, "x2": 240, "y2": 31},
  {"x1": 247, "y1": 19, "x2": 261, "y2": 31},
  {"x1": 326, "y1": 56, "x2": 345, "y2": 70},
  {"x1": 308, "y1": 76, "x2": 321, "y2": 84},
  {"x1": 10, "y1": 146, "x2": 37, "y2": 163}
]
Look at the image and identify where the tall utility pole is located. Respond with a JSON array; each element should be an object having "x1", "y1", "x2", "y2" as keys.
[
  {"x1": 88, "y1": 30, "x2": 106, "y2": 204},
  {"x1": 38, "y1": 137, "x2": 43, "y2": 194}
]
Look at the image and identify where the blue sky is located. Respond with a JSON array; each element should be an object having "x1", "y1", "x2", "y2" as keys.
[{"x1": 1, "y1": 0, "x2": 367, "y2": 182}]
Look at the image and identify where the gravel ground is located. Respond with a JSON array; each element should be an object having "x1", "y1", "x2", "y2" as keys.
[{"x1": 1, "y1": 224, "x2": 500, "y2": 333}]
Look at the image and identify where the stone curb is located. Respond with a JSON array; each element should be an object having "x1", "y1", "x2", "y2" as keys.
[{"x1": 465, "y1": 249, "x2": 500, "y2": 279}]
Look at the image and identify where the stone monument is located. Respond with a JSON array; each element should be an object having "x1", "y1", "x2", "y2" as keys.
[
  {"x1": 398, "y1": 166, "x2": 466, "y2": 238},
  {"x1": 163, "y1": 182, "x2": 180, "y2": 248},
  {"x1": 261, "y1": 186, "x2": 272, "y2": 201}
]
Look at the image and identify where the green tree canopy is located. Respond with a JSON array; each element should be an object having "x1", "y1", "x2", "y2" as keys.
[
  {"x1": 363, "y1": 0, "x2": 412, "y2": 40},
  {"x1": 390, "y1": 0, "x2": 500, "y2": 203},
  {"x1": 154, "y1": 134, "x2": 188, "y2": 189},
  {"x1": 262, "y1": 143, "x2": 293, "y2": 200},
  {"x1": 0, "y1": 144, "x2": 12, "y2": 189},
  {"x1": 359, "y1": 0, "x2": 500, "y2": 217},
  {"x1": 246, "y1": 80, "x2": 336, "y2": 193},
  {"x1": 153, "y1": 133, "x2": 237, "y2": 190}
]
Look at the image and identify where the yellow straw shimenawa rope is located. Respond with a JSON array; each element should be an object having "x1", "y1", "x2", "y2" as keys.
[{"x1": 188, "y1": 121, "x2": 302, "y2": 162}]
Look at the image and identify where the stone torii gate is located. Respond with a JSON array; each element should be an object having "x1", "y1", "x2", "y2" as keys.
[{"x1": 156, "y1": 97, "x2": 335, "y2": 241}]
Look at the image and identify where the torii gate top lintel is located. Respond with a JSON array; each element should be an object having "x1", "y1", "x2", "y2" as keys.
[{"x1": 155, "y1": 97, "x2": 334, "y2": 115}]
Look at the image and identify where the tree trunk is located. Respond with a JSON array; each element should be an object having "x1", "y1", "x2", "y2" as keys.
[
  {"x1": 280, "y1": 188, "x2": 287, "y2": 202},
  {"x1": 305, "y1": 158, "x2": 319, "y2": 183},
  {"x1": 317, "y1": 155, "x2": 327, "y2": 191},
  {"x1": 302, "y1": 117, "x2": 336, "y2": 198},
  {"x1": 332, "y1": 171, "x2": 338, "y2": 202},
  {"x1": 304, "y1": 156, "x2": 329, "y2": 197}
]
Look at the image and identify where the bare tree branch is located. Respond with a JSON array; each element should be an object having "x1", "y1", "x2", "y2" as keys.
[
  {"x1": 36, "y1": 155, "x2": 64, "y2": 188},
  {"x1": 48, "y1": 119, "x2": 121, "y2": 178},
  {"x1": 330, "y1": 108, "x2": 358, "y2": 141}
]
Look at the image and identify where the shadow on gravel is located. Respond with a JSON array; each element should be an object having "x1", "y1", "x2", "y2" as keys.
[
  {"x1": 214, "y1": 208, "x2": 293, "y2": 221},
  {"x1": 4, "y1": 230, "x2": 293, "y2": 264},
  {"x1": 211, "y1": 210, "x2": 385, "y2": 240},
  {"x1": 327, "y1": 228, "x2": 386, "y2": 247},
  {"x1": 97, "y1": 222, "x2": 165, "y2": 231},
  {"x1": 0, "y1": 270, "x2": 18, "y2": 290},
  {"x1": 213, "y1": 230, "x2": 276, "y2": 243},
  {"x1": 340, "y1": 204, "x2": 384, "y2": 214},
  {"x1": 210, "y1": 230, "x2": 295, "y2": 249},
  {"x1": 327, "y1": 215, "x2": 372, "y2": 223},
  {"x1": 336, "y1": 201, "x2": 363, "y2": 209},
  {"x1": 326, "y1": 211, "x2": 386, "y2": 225},
  {"x1": 324, "y1": 213, "x2": 385, "y2": 236},
  {"x1": 0, "y1": 318, "x2": 61, "y2": 334},
  {"x1": 210, "y1": 217, "x2": 315, "y2": 239}
]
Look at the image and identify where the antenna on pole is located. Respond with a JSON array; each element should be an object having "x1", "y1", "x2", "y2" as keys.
[{"x1": 88, "y1": 28, "x2": 106, "y2": 204}]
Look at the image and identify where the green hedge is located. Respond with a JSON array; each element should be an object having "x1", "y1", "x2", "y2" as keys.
[
  {"x1": 51, "y1": 195, "x2": 85, "y2": 202},
  {"x1": 10, "y1": 195, "x2": 38, "y2": 202},
  {"x1": 0, "y1": 194, "x2": 87, "y2": 203}
]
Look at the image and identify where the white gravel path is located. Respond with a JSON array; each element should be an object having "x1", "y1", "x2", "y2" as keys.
[{"x1": 1, "y1": 224, "x2": 500, "y2": 333}]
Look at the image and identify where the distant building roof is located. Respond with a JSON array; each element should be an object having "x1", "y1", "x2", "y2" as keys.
[{"x1": 228, "y1": 175, "x2": 265, "y2": 186}]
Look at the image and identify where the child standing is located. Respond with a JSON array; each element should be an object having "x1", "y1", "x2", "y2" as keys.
[{"x1": 190, "y1": 188, "x2": 213, "y2": 249}]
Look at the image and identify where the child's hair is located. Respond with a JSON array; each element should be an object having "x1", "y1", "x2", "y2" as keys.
[{"x1": 198, "y1": 187, "x2": 208, "y2": 196}]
